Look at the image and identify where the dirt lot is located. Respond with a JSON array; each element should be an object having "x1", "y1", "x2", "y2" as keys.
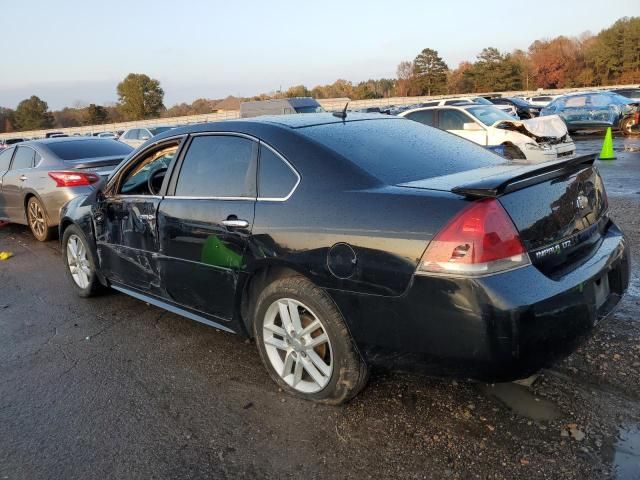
[{"x1": 1, "y1": 134, "x2": 639, "y2": 480}]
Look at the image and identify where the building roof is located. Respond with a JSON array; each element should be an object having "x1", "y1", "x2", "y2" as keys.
[{"x1": 213, "y1": 96, "x2": 241, "y2": 111}]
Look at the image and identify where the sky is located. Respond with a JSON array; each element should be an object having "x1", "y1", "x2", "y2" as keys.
[{"x1": 1, "y1": 0, "x2": 638, "y2": 110}]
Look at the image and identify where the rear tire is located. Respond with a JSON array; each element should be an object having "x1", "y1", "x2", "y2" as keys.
[
  {"x1": 253, "y1": 275, "x2": 368, "y2": 404},
  {"x1": 62, "y1": 225, "x2": 102, "y2": 297},
  {"x1": 26, "y1": 197, "x2": 54, "y2": 241}
]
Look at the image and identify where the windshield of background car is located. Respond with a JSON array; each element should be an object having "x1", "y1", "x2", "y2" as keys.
[
  {"x1": 47, "y1": 140, "x2": 133, "y2": 160},
  {"x1": 467, "y1": 106, "x2": 515, "y2": 125},
  {"x1": 294, "y1": 106, "x2": 325, "y2": 113},
  {"x1": 506, "y1": 97, "x2": 528, "y2": 107},
  {"x1": 299, "y1": 118, "x2": 504, "y2": 184},
  {"x1": 148, "y1": 126, "x2": 174, "y2": 136},
  {"x1": 470, "y1": 97, "x2": 493, "y2": 105}
]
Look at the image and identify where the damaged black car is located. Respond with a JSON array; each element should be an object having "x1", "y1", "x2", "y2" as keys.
[{"x1": 59, "y1": 113, "x2": 630, "y2": 404}]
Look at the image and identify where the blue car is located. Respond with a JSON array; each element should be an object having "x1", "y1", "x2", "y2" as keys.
[{"x1": 541, "y1": 91, "x2": 636, "y2": 132}]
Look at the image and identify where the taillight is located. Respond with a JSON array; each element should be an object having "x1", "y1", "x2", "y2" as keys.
[
  {"x1": 48, "y1": 171, "x2": 100, "y2": 187},
  {"x1": 417, "y1": 198, "x2": 530, "y2": 276}
]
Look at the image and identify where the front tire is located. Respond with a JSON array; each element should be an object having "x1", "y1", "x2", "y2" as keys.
[
  {"x1": 253, "y1": 275, "x2": 368, "y2": 404},
  {"x1": 62, "y1": 225, "x2": 102, "y2": 297},
  {"x1": 26, "y1": 197, "x2": 53, "y2": 241}
]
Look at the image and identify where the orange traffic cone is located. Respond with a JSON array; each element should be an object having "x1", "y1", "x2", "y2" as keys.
[{"x1": 599, "y1": 127, "x2": 616, "y2": 160}]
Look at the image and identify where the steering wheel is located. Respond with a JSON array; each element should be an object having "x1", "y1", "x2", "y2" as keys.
[{"x1": 147, "y1": 166, "x2": 168, "y2": 195}]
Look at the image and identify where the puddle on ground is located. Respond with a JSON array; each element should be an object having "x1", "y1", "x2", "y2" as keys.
[
  {"x1": 612, "y1": 426, "x2": 640, "y2": 479},
  {"x1": 476, "y1": 382, "x2": 562, "y2": 421}
]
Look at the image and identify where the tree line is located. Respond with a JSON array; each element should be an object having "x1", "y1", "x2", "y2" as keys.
[{"x1": 1, "y1": 16, "x2": 638, "y2": 134}]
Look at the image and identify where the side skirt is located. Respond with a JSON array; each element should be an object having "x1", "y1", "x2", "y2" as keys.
[{"x1": 111, "y1": 285, "x2": 236, "y2": 334}]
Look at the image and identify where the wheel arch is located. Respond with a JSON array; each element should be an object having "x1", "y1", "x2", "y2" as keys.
[{"x1": 237, "y1": 262, "x2": 316, "y2": 337}]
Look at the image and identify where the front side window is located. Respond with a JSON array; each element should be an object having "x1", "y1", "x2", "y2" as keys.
[
  {"x1": 0, "y1": 148, "x2": 14, "y2": 171},
  {"x1": 119, "y1": 142, "x2": 180, "y2": 195},
  {"x1": 175, "y1": 135, "x2": 256, "y2": 198},
  {"x1": 11, "y1": 146, "x2": 35, "y2": 170},
  {"x1": 405, "y1": 110, "x2": 435, "y2": 126},
  {"x1": 258, "y1": 145, "x2": 298, "y2": 199},
  {"x1": 438, "y1": 109, "x2": 471, "y2": 130}
]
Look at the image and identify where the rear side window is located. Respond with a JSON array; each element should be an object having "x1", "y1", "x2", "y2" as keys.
[
  {"x1": 11, "y1": 146, "x2": 35, "y2": 170},
  {"x1": 258, "y1": 146, "x2": 298, "y2": 199},
  {"x1": 175, "y1": 135, "x2": 256, "y2": 198},
  {"x1": 47, "y1": 140, "x2": 132, "y2": 160},
  {"x1": 0, "y1": 148, "x2": 14, "y2": 170},
  {"x1": 299, "y1": 118, "x2": 504, "y2": 184},
  {"x1": 405, "y1": 110, "x2": 435, "y2": 126}
]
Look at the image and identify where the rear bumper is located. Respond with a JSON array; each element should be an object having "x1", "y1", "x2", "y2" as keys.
[{"x1": 328, "y1": 222, "x2": 630, "y2": 381}]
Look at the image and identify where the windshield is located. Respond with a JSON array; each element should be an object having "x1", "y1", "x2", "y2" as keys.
[
  {"x1": 507, "y1": 97, "x2": 529, "y2": 107},
  {"x1": 469, "y1": 97, "x2": 493, "y2": 105},
  {"x1": 294, "y1": 106, "x2": 325, "y2": 114},
  {"x1": 148, "y1": 126, "x2": 175, "y2": 136},
  {"x1": 299, "y1": 118, "x2": 504, "y2": 184},
  {"x1": 608, "y1": 93, "x2": 633, "y2": 105},
  {"x1": 47, "y1": 140, "x2": 133, "y2": 160},
  {"x1": 614, "y1": 89, "x2": 640, "y2": 99},
  {"x1": 467, "y1": 106, "x2": 515, "y2": 125}
]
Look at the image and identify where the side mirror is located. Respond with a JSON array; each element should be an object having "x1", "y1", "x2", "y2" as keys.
[
  {"x1": 463, "y1": 122, "x2": 482, "y2": 131},
  {"x1": 140, "y1": 135, "x2": 151, "y2": 141}
]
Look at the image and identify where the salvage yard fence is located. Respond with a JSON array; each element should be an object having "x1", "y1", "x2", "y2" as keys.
[{"x1": 1, "y1": 83, "x2": 637, "y2": 141}]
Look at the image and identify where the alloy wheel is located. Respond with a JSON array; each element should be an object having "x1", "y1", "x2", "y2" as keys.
[
  {"x1": 66, "y1": 234, "x2": 91, "y2": 289},
  {"x1": 262, "y1": 298, "x2": 333, "y2": 393},
  {"x1": 28, "y1": 200, "x2": 47, "y2": 239}
]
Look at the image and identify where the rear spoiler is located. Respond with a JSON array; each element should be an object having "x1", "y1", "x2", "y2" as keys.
[
  {"x1": 451, "y1": 154, "x2": 596, "y2": 198},
  {"x1": 64, "y1": 155, "x2": 127, "y2": 170}
]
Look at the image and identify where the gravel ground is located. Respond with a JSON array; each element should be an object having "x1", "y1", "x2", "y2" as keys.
[{"x1": 0, "y1": 134, "x2": 639, "y2": 480}]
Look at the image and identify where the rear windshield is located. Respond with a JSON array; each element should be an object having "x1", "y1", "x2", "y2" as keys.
[
  {"x1": 47, "y1": 140, "x2": 133, "y2": 160},
  {"x1": 299, "y1": 118, "x2": 504, "y2": 184}
]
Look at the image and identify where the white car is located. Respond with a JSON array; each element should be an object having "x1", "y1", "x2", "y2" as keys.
[
  {"x1": 399, "y1": 104, "x2": 575, "y2": 162},
  {"x1": 523, "y1": 95, "x2": 560, "y2": 107},
  {"x1": 119, "y1": 126, "x2": 175, "y2": 148},
  {"x1": 418, "y1": 96, "x2": 518, "y2": 117}
]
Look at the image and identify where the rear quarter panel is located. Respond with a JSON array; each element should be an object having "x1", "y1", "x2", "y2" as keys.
[{"x1": 247, "y1": 185, "x2": 468, "y2": 296}]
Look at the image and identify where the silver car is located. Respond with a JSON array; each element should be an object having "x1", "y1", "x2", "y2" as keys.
[
  {"x1": 0, "y1": 138, "x2": 133, "y2": 241},
  {"x1": 118, "y1": 126, "x2": 175, "y2": 148}
]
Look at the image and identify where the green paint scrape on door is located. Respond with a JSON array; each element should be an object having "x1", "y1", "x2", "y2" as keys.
[{"x1": 200, "y1": 235, "x2": 243, "y2": 268}]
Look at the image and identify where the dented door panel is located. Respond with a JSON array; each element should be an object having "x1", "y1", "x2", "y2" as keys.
[{"x1": 95, "y1": 195, "x2": 163, "y2": 294}]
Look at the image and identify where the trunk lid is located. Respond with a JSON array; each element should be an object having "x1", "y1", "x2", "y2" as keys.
[{"x1": 399, "y1": 154, "x2": 608, "y2": 276}]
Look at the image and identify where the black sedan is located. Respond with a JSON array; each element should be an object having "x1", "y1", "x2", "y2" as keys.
[
  {"x1": 59, "y1": 113, "x2": 630, "y2": 404},
  {"x1": 488, "y1": 96, "x2": 541, "y2": 119}
]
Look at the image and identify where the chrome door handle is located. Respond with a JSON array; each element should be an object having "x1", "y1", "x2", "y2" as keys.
[
  {"x1": 138, "y1": 214, "x2": 155, "y2": 221},
  {"x1": 222, "y1": 219, "x2": 249, "y2": 228},
  {"x1": 19, "y1": 175, "x2": 27, "y2": 181}
]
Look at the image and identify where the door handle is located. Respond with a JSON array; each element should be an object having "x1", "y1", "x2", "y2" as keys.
[
  {"x1": 222, "y1": 218, "x2": 249, "y2": 229},
  {"x1": 19, "y1": 175, "x2": 27, "y2": 181}
]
